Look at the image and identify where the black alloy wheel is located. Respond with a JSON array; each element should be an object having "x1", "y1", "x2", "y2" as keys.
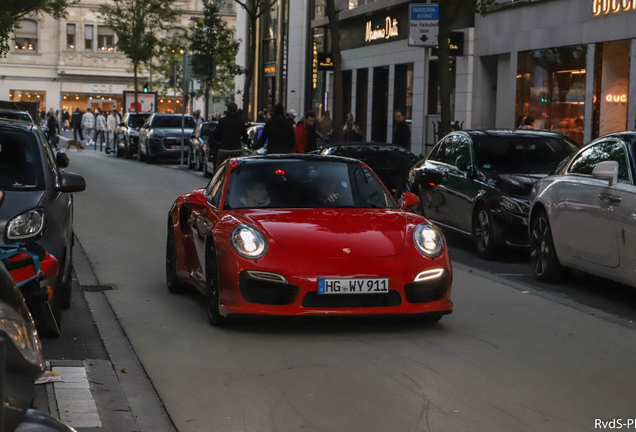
[
  {"x1": 205, "y1": 244, "x2": 224, "y2": 327},
  {"x1": 166, "y1": 221, "x2": 187, "y2": 294},
  {"x1": 124, "y1": 139, "x2": 132, "y2": 159},
  {"x1": 202, "y1": 154, "x2": 212, "y2": 178},
  {"x1": 530, "y1": 209, "x2": 564, "y2": 282},
  {"x1": 195, "y1": 150, "x2": 203, "y2": 171},
  {"x1": 187, "y1": 147, "x2": 195, "y2": 169},
  {"x1": 473, "y1": 205, "x2": 497, "y2": 260}
]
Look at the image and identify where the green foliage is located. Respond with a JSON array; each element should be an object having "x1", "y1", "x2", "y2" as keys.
[
  {"x1": 98, "y1": 0, "x2": 180, "y2": 67},
  {"x1": 190, "y1": 0, "x2": 244, "y2": 100},
  {"x1": 0, "y1": 0, "x2": 70, "y2": 57},
  {"x1": 151, "y1": 31, "x2": 188, "y2": 96}
]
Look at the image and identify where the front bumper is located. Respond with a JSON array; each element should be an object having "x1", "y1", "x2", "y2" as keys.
[
  {"x1": 149, "y1": 139, "x2": 190, "y2": 159},
  {"x1": 216, "y1": 247, "x2": 453, "y2": 317}
]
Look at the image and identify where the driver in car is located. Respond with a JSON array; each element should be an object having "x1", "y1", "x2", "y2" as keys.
[{"x1": 239, "y1": 180, "x2": 271, "y2": 207}]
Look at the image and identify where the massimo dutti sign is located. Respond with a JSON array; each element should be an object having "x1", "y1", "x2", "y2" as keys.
[{"x1": 339, "y1": 5, "x2": 409, "y2": 51}]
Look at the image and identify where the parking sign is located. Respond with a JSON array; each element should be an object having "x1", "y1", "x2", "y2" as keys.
[{"x1": 409, "y1": 4, "x2": 439, "y2": 47}]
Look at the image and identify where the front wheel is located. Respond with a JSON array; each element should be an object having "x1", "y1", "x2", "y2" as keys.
[
  {"x1": 202, "y1": 155, "x2": 212, "y2": 178},
  {"x1": 187, "y1": 147, "x2": 195, "y2": 169},
  {"x1": 195, "y1": 150, "x2": 203, "y2": 171},
  {"x1": 206, "y1": 245, "x2": 224, "y2": 327},
  {"x1": 530, "y1": 209, "x2": 564, "y2": 282},
  {"x1": 124, "y1": 140, "x2": 132, "y2": 159},
  {"x1": 473, "y1": 206, "x2": 497, "y2": 260}
]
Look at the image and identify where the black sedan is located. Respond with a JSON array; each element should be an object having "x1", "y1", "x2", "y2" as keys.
[
  {"x1": 320, "y1": 142, "x2": 420, "y2": 198},
  {"x1": 0, "y1": 119, "x2": 86, "y2": 335},
  {"x1": 137, "y1": 114, "x2": 196, "y2": 163},
  {"x1": 115, "y1": 112, "x2": 149, "y2": 159},
  {"x1": 408, "y1": 130, "x2": 578, "y2": 259},
  {"x1": 188, "y1": 121, "x2": 217, "y2": 174}
]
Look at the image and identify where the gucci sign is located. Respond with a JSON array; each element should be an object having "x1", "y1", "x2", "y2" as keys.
[
  {"x1": 592, "y1": 0, "x2": 636, "y2": 15},
  {"x1": 606, "y1": 94, "x2": 627, "y2": 103},
  {"x1": 91, "y1": 84, "x2": 114, "y2": 93}
]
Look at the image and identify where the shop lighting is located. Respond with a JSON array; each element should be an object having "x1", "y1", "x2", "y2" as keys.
[
  {"x1": 101, "y1": 97, "x2": 105, "y2": 100},
  {"x1": 160, "y1": 99, "x2": 164, "y2": 103},
  {"x1": 556, "y1": 69, "x2": 586, "y2": 74},
  {"x1": 516, "y1": 74, "x2": 522, "y2": 78},
  {"x1": 63, "y1": 96, "x2": 67, "y2": 99},
  {"x1": 36, "y1": 95, "x2": 40, "y2": 98}
]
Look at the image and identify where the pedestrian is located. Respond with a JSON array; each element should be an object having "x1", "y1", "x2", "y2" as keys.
[
  {"x1": 95, "y1": 109, "x2": 107, "y2": 151},
  {"x1": 254, "y1": 103, "x2": 295, "y2": 155},
  {"x1": 316, "y1": 111, "x2": 332, "y2": 147},
  {"x1": 72, "y1": 108, "x2": 84, "y2": 141},
  {"x1": 193, "y1": 109, "x2": 203, "y2": 125},
  {"x1": 256, "y1": 110, "x2": 266, "y2": 123},
  {"x1": 519, "y1": 115, "x2": 535, "y2": 129},
  {"x1": 107, "y1": 109, "x2": 118, "y2": 152},
  {"x1": 293, "y1": 111, "x2": 317, "y2": 154},
  {"x1": 392, "y1": 108, "x2": 411, "y2": 150},
  {"x1": 47, "y1": 112, "x2": 60, "y2": 150},
  {"x1": 286, "y1": 109, "x2": 297, "y2": 127},
  {"x1": 81, "y1": 108, "x2": 95, "y2": 146},
  {"x1": 208, "y1": 102, "x2": 249, "y2": 167},
  {"x1": 55, "y1": 110, "x2": 62, "y2": 133},
  {"x1": 62, "y1": 109, "x2": 70, "y2": 131},
  {"x1": 343, "y1": 112, "x2": 362, "y2": 142}
]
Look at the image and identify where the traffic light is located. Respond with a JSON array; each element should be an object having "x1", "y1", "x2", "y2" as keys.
[{"x1": 143, "y1": 82, "x2": 149, "y2": 93}]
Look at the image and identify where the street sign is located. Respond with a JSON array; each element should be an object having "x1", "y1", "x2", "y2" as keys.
[{"x1": 409, "y1": 4, "x2": 439, "y2": 47}]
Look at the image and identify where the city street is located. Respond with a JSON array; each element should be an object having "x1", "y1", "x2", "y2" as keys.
[{"x1": 54, "y1": 140, "x2": 636, "y2": 432}]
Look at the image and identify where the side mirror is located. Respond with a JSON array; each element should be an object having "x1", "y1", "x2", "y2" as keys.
[
  {"x1": 455, "y1": 155, "x2": 468, "y2": 171},
  {"x1": 400, "y1": 192, "x2": 420, "y2": 212},
  {"x1": 118, "y1": 122, "x2": 126, "y2": 127},
  {"x1": 56, "y1": 151, "x2": 69, "y2": 168},
  {"x1": 592, "y1": 160, "x2": 619, "y2": 186},
  {"x1": 58, "y1": 172, "x2": 86, "y2": 193}
]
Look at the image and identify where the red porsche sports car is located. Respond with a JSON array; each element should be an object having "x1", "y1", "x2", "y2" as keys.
[{"x1": 166, "y1": 155, "x2": 453, "y2": 326}]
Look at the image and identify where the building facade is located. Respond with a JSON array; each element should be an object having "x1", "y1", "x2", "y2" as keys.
[
  {"x1": 1, "y1": 0, "x2": 236, "y2": 118},
  {"x1": 236, "y1": 0, "x2": 475, "y2": 155},
  {"x1": 472, "y1": 0, "x2": 636, "y2": 145}
]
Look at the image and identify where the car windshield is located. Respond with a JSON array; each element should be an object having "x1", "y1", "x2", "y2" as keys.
[
  {"x1": 225, "y1": 159, "x2": 396, "y2": 209},
  {"x1": 476, "y1": 137, "x2": 577, "y2": 174},
  {"x1": 152, "y1": 116, "x2": 196, "y2": 129},
  {"x1": 0, "y1": 112, "x2": 32, "y2": 123},
  {"x1": 127, "y1": 115, "x2": 148, "y2": 128},
  {"x1": 328, "y1": 146, "x2": 419, "y2": 169},
  {"x1": 0, "y1": 128, "x2": 45, "y2": 191},
  {"x1": 199, "y1": 123, "x2": 216, "y2": 137}
]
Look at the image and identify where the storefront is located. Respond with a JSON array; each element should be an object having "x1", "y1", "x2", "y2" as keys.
[{"x1": 473, "y1": 0, "x2": 636, "y2": 144}]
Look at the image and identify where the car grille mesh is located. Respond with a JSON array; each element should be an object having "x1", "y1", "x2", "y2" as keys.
[{"x1": 403, "y1": 275, "x2": 448, "y2": 303}]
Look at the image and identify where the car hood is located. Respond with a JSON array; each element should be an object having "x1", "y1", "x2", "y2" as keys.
[
  {"x1": 0, "y1": 191, "x2": 46, "y2": 239},
  {"x1": 487, "y1": 173, "x2": 547, "y2": 198},
  {"x1": 235, "y1": 208, "x2": 406, "y2": 258},
  {"x1": 150, "y1": 128, "x2": 195, "y2": 138}
]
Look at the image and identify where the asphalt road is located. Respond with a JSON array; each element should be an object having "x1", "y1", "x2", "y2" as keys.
[{"x1": 66, "y1": 147, "x2": 636, "y2": 432}]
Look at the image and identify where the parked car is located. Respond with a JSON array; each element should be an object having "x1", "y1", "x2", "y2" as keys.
[
  {"x1": 408, "y1": 130, "x2": 578, "y2": 259},
  {"x1": 188, "y1": 121, "x2": 217, "y2": 173},
  {"x1": 167, "y1": 155, "x2": 453, "y2": 326},
  {"x1": 0, "y1": 119, "x2": 86, "y2": 336},
  {"x1": 320, "y1": 142, "x2": 420, "y2": 199},
  {"x1": 137, "y1": 113, "x2": 196, "y2": 163},
  {"x1": 115, "y1": 112, "x2": 149, "y2": 159},
  {"x1": 529, "y1": 132, "x2": 636, "y2": 285},
  {"x1": 0, "y1": 109, "x2": 33, "y2": 123}
]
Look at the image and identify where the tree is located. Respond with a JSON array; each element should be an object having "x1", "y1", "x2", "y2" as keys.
[
  {"x1": 190, "y1": 0, "x2": 244, "y2": 119},
  {"x1": 98, "y1": 0, "x2": 180, "y2": 113},
  {"x1": 1, "y1": 0, "x2": 70, "y2": 57},
  {"x1": 151, "y1": 32, "x2": 188, "y2": 107},
  {"x1": 233, "y1": 0, "x2": 277, "y2": 119}
]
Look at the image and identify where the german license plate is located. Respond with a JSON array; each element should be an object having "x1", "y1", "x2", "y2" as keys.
[{"x1": 317, "y1": 278, "x2": 389, "y2": 295}]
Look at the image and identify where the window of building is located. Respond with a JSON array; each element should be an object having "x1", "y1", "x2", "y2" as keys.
[
  {"x1": 10, "y1": 90, "x2": 46, "y2": 112},
  {"x1": 85, "y1": 25, "x2": 93, "y2": 51},
  {"x1": 427, "y1": 59, "x2": 456, "y2": 116},
  {"x1": 98, "y1": 26, "x2": 115, "y2": 51},
  {"x1": 516, "y1": 45, "x2": 586, "y2": 145},
  {"x1": 217, "y1": 0, "x2": 235, "y2": 13},
  {"x1": 594, "y1": 40, "x2": 630, "y2": 137},
  {"x1": 313, "y1": 0, "x2": 325, "y2": 19},
  {"x1": 66, "y1": 24, "x2": 75, "y2": 50},
  {"x1": 394, "y1": 63, "x2": 414, "y2": 120},
  {"x1": 14, "y1": 20, "x2": 38, "y2": 52}
]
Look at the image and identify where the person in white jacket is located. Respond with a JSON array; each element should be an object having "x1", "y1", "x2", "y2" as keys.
[
  {"x1": 95, "y1": 109, "x2": 107, "y2": 151},
  {"x1": 81, "y1": 108, "x2": 96, "y2": 146},
  {"x1": 106, "y1": 110, "x2": 119, "y2": 152}
]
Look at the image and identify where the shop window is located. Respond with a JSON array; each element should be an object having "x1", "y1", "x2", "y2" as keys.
[
  {"x1": 85, "y1": 25, "x2": 93, "y2": 51},
  {"x1": 594, "y1": 40, "x2": 630, "y2": 137},
  {"x1": 516, "y1": 45, "x2": 586, "y2": 145},
  {"x1": 427, "y1": 59, "x2": 456, "y2": 116},
  {"x1": 66, "y1": 24, "x2": 75, "y2": 50},
  {"x1": 311, "y1": 28, "x2": 326, "y2": 115},
  {"x1": 394, "y1": 63, "x2": 414, "y2": 121},
  {"x1": 355, "y1": 68, "x2": 368, "y2": 137},
  {"x1": 98, "y1": 26, "x2": 115, "y2": 51},
  {"x1": 14, "y1": 20, "x2": 38, "y2": 52},
  {"x1": 10, "y1": 90, "x2": 46, "y2": 112},
  {"x1": 313, "y1": 0, "x2": 325, "y2": 19}
]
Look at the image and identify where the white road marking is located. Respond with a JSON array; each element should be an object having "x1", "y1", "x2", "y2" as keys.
[{"x1": 52, "y1": 366, "x2": 102, "y2": 428}]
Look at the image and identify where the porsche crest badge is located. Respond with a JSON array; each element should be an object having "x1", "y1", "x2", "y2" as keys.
[{"x1": 343, "y1": 248, "x2": 351, "y2": 254}]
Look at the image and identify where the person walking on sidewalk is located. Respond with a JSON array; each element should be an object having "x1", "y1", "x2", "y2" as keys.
[
  {"x1": 392, "y1": 108, "x2": 411, "y2": 150},
  {"x1": 255, "y1": 103, "x2": 295, "y2": 155},
  {"x1": 72, "y1": 108, "x2": 84, "y2": 141},
  {"x1": 47, "y1": 112, "x2": 60, "y2": 150},
  {"x1": 81, "y1": 108, "x2": 95, "y2": 147},
  {"x1": 106, "y1": 109, "x2": 118, "y2": 152},
  {"x1": 293, "y1": 111, "x2": 317, "y2": 154},
  {"x1": 95, "y1": 109, "x2": 107, "y2": 152}
]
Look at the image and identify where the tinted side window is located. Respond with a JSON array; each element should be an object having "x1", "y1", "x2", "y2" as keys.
[
  {"x1": 568, "y1": 141, "x2": 630, "y2": 181},
  {"x1": 427, "y1": 137, "x2": 450, "y2": 162},
  {"x1": 206, "y1": 166, "x2": 227, "y2": 208},
  {"x1": 439, "y1": 135, "x2": 471, "y2": 166}
]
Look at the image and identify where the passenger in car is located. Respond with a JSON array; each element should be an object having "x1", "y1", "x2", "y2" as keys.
[{"x1": 239, "y1": 181, "x2": 271, "y2": 208}]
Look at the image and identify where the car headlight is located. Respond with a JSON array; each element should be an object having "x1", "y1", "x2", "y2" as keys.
[
  {"x1": 501, "y1": 196, "x2": 530, "y2": 215},
  {"x1": 230, "y1": 225, "x2": 267, "y2": 259},
  {"x1": 0, "y1": 300, "x2": 44, "y2": 369},
  {"x1": 6, "y1": 209, "x2": 45, "y2": 241},
  {"x1": 413, "y1": 223, "x2": 444, "y2": 258}
]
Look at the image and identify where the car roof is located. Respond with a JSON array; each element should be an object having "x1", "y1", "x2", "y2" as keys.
[
  {"x1": 0, "y1": 118, "x2": 35, "y2": 132},
  {"x1": 458, "y1": 129, "x2": 570, "y2": 139},
  {"x1": 326, "y1": 141, "x2": 414, "y2": 151},
  {"x1": 232, "y1": 153, "x2": 364, "y2": 166},
  {"x1": 152, "y1": 113, "x2": 193, "y2": 117}
]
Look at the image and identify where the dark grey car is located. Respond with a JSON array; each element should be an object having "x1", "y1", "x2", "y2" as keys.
[
  {"x1": 137, "y1": 114, "x2": 196, "y2": 163},
  {"x1": 0, "y1": 119, "x2": 86, "y2": 336}
]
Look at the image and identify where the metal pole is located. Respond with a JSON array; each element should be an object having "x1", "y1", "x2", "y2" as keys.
[
  {"x1": 181, "y1": 53, "x2": 187, "y2": 166},
  {"x1": 149, "y1": 63, "x2": 153, "y2": 93},
  {"x1": 173, "y1": 65, "x2": 177, "y2": 113}
]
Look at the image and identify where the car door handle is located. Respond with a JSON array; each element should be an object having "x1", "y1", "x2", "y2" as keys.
[
  {"x1": 609, "y1": 195, "x2": 622, "y2": 203},
  {"x1": 598, "y1": 193, "x2": 611, "y2": 202},
  {"x1": 598, "y1": 194, "x2": 622, "y2": 203}
]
